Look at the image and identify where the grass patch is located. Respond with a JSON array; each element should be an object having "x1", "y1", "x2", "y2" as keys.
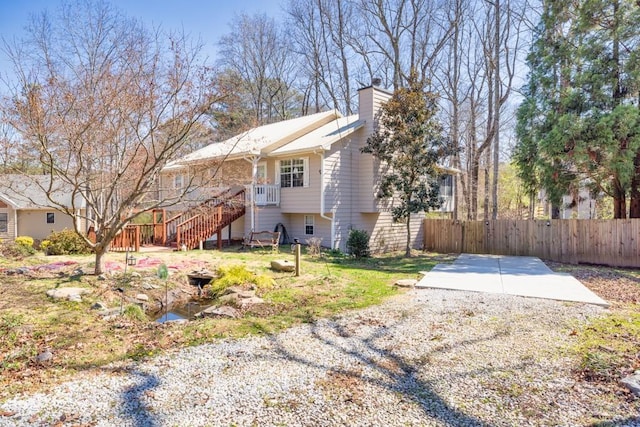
[
  {"x1": 572, "y1": 305, "x2": 640, "y2": 381},
  {"x1": 0, "y1": 248, "x2": 437, "y2": 401}
]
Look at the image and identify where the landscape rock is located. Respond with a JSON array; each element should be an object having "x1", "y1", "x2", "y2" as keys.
[
  {"x1": 68, "y1": 294, "x2": 83, "y2": 303},
  {"x1": 97, "y1": 274, "x2": 108, "y2": 281},
  {"x1": 163, "y1": 319, "x2": 189, "y2": 325},
  {"x1": 91, "y1": 302, "x2": 107, "y2": 310},
  {"x1": 621, "y1": 373, "x2": 640, "y2": 396},
  {"x1": 197, "y1": 305, "x2": 240, "y2": 319},
  {"x1": 142, "y1": 283, "x2": 159, "y2": 290},
  {"x1": 46, "y1": 287, "x2": 92, "y2": 301},
  {"x1": 271, "y1": 259, "x2": 295, "y2": 272},
  {"x1": 6, "y1": 267, "x2": 30, "y2": 276},
  {"x1": 394, "y1": 279, "x2": 418, "y2": 288},
  {"x1": 135, "y1": 293, "x2": 149, "y2": 302},
  {"x1": 218, "y1": 293, "x2": 240, "y2": 305},
  {"x1": 130, "y1": 272, "x2": 142, "y2": 278},
  {"x1": 222, "y1": 286, "x2": 247, "y2": 296},
  {"x1": 239, "y1": 296, "x2": 265, "y2": 308},
  {"x1": 35, "y1": 348, "x2": 53, "y2": 365}
]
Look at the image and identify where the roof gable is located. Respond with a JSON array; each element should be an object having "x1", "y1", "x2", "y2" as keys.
[
  {"x1": 166, "y1": 110, "x2": 342, "y2": 169},
  {"x1": 0, "y1": 175, "x2": 80, "y2": 210},
  {"x1": 269, "y1": 115, "x2": 363, "y2": 157}
]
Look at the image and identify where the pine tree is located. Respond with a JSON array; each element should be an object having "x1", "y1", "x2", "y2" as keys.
[{"x1": 514, "y1": 0, "x2": 640, "y2": 218}]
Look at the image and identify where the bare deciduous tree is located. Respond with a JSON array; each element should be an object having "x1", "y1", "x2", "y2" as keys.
[
  {"x1": 218, "y1": 13, "x2": 300, "y2": 125},
  {"x1": 287, "y1": 0, "x2": 357, "y2": 114},
  {"x1": 2, "y1": 0, "x2": 222, "y2": 274}
]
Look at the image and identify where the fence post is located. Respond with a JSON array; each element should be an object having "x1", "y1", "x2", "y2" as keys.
[{"x1": 134, "y1": 226, "x2": 140, "y2": 252}]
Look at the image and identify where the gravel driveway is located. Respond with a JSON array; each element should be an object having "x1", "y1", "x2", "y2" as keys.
[{"x1": 1, "y1": 288, "x2": 638, "y2": 427}]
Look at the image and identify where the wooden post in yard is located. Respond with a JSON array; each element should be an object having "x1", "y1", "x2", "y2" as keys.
[{"x1": 294, "y1": 238, "x2": 301, "y2": 277}]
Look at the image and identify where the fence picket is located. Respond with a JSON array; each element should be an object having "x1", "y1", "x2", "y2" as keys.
[{"x1": 424, "y1": 218, "x2": 640, "y2": 268}]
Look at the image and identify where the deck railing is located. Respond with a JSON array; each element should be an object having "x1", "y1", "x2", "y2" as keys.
[{"x1": 254, "y1": 184, "x2": 279, "y2": 206}]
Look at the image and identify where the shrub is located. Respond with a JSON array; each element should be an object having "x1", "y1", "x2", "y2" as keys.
[
  {"x1": 209, "y1": 264, "x2": 274, "y2": 296},
  {"x1": 44, "y1": 229, "x2": 91, "y2": 255},
  {"x1": 123, "y1": 304, "x2": 147, "y2": 322},
  {"x1": 15, "y1": 236, "x2": 34, "y2": 249},
  {"x1": 157, "y1": 263, "x2": 169, "y2": 279},
  {"x1": 305, "y1": 237, "x2": 323, "y2": 256},
  {"x1": 40, "y1": 240, "x2": 51, "y2": 253},
  {"x1": 346, "y1": 229, "x2": 370, "y2": 258},
  {"x1": 14, "y1": 236, "x2": 36, "y2": 255},
  {"x1": 0, "y1": 240, "x2": 34, "y2": 259}
]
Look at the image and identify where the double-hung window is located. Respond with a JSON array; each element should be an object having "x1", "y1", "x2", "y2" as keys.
[
  {"x1": 277, "y1": 158, "x2": 309, "y2": 188},
  {"x1": 304, "y1": 215, "x2": 314, "y2": 235},
  {"x1": 174, "y1": 174, "x2": 184, "y2": 189},
  {"x1": 0, "y1": 213, "x2": 7, "y2": 232}
]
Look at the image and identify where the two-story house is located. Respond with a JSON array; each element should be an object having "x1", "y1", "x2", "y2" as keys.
[{"x1": 160, "y1": 84, "x2": 453, "y2": 253}]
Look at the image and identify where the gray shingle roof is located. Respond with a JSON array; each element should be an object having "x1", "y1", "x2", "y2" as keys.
[{"x1": 0, "y1": 175, "x2": 84, "y2": 210}]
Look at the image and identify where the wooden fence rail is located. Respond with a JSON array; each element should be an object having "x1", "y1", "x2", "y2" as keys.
[{"x1": 423, "y1": 219, "x2": 640, "y2": 268}]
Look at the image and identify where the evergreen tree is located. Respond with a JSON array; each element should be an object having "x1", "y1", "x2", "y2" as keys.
[
  {"x1": 362, "y1": 72, "x2": 453, "y2": 256},
  {"x1": 514, "y1": 0, "x2": 640, "y2": 218}
]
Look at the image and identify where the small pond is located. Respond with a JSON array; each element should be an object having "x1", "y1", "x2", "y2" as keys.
[{"x1": 153, "y1": 300, "x2": 214, "y2": 323}]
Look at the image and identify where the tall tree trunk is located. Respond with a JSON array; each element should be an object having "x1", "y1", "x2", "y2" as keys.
[
  {"x1": 630, "y1": 150, "x2": 640, "y2": 218},
  {"x1": 613, "y1": 178, "x2": 627, "y2": 219},
  {"x1": 491, "y1": 0, "x2": 500, "y2": 220},
  {"x1": 450, "y1": 0, "x2": 461, "y2": 221},
  {"x1": 483, "y1": 146, "x2": 491, "y2": 220},
  {"x1": 94, "y1": 246, "x2": 106, "y2": 276},
  {"x1": 470, "y1": 159, "x2": 479, "y2": 220},
  {"x1": 405, "y1": 214, "x2": 412, "y2": 257}
]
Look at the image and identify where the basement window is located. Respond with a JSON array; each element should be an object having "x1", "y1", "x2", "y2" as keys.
[{"x1": 304, "y1": 215, "x2": 314, "y2": 235}]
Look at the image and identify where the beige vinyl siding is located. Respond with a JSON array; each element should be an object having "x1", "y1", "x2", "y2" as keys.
[
  {"x1": 324, "y1": 138, "x2": 356, "y2": 251},
  {"x1": 209, "y1": 216, "x2": 246, "y2": 243},
  {"x1": 356, "y1": 87, "x2": 391, "y2": 213},
  {"x1": 249, "y1": 206, "x2": 286, "y2": 236},
  {"x1": 285, "y1": 213, "x2": 331, "y2": 246},
  {"x1": 159, "y1": 159, "x2": 252, "y2": 206},
  {"x1": 355, "y1": 211, "x2": 425, "y2": 254},
  {"x1": 277, "y1": 155, "x2": 321, "y2": 213},
  {"x1": 17, "y1": 209, "x2": 76, "y2": 240}
]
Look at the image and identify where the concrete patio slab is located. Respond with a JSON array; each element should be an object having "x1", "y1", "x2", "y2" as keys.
[{"x1": 416, "y1": 254, "x2": 609, "y2": 307}]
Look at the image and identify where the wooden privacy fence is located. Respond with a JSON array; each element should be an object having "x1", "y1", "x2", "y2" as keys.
[{"x1": 423, "y1": 219, "x2": 640, "y2": 268}]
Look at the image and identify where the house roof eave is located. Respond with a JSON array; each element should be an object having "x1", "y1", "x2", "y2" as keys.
[{"x1": 264, "y1": 145, "x2": 327, "y2": 158}]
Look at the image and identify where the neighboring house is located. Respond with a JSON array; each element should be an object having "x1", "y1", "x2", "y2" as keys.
[
  {"x1": 536, "y1": 187, "x2": 598, "y2": 219},
  {"x1": 161, "y1": 84, "x2": 455, "y2": 253},
  {"x1": 0, "y1": 175, "x2": 86, "y2": 241}
]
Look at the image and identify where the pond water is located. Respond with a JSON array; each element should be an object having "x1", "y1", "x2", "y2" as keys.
[{"x1": 153, "y1": 300, "x2": 214, "y2": 323}]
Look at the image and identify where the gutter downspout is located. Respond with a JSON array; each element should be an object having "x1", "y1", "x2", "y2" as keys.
[
  {"x1": 317, "y1": 151, "x2": 335, "y2": 249},
  {"x1": 243, "y1": 155, "x2": 261, "y2": 232}
]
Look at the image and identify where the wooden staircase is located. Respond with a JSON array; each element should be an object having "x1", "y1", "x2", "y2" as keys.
[{"x1": 165, "y1": 186, "x2": 246, "y2": 250}]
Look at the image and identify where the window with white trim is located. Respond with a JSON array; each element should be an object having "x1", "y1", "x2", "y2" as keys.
[
  {"x1": 277, "y1": 158, "x2": 308, "y2": 188},
  {"x1": 304, "y1": 215, "x2": 314, "y2": 235},
  {"x1": 173, "y1": 174, "x2": 184, "y2": 189},
  {"x1": 0, "y1": 213, "x2": 7, "y2": 232},
  {"x1": 256, "y1": 163, "x2": 267, "y2": 183}
]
